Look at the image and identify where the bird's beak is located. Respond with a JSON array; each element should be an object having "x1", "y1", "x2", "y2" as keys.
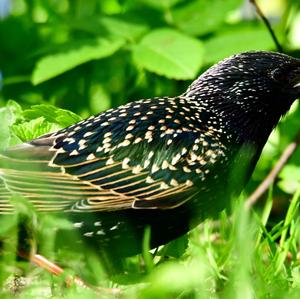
[
  {"x1": 293, "y1": 82, "x2": 300, "y2": 89},
  {"x1": 291, "y1": 67, "x2": 300, "y2": 94},
  {"x1": 293, "y1": 80, "x2": 300, "y2": 97}
]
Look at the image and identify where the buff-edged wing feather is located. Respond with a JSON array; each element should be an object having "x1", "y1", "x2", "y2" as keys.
[{"x1": 0, "y1": 97, "x2": 227, "y2": 213}]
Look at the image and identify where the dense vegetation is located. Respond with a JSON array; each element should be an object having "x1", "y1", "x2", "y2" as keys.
[{"x1": 1, "y1": 0, "x2": 300, "y2": 298}]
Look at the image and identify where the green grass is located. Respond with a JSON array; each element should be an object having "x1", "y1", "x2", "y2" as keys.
[{"x1": 1, "y1": 190, "x2": 300, "y2": 299}]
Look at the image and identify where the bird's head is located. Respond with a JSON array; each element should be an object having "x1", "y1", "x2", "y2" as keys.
[{"x1": 186, "y1": 51, "x2": 300, "y2": 142}]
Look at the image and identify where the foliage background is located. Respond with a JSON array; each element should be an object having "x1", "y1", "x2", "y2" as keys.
[{"x1": 1, "y1": 0, "x2": 300, "y2": 298}]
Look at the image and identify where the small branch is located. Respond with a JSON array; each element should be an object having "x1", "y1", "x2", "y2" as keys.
[
  {"x1": 245, "y1": 131, "x2": 300, "y2": 208},
  {"x1": 31, "y1": 254, "x2": 89, "y2": 288},
  {"x1": 249, "y1": 0, "x2": 283, "y2": 53},
  {"x1": 18, "y1": 251, "x2": 121, "y2": 295}
]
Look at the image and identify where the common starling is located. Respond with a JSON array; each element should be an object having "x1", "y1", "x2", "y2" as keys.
[{"x1": 0, "y1": 51, "x2": 300, "y2": 259}]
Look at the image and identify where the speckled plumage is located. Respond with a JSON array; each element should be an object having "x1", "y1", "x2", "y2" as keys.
[{"x1": 1, "y1": 51, "x2": 300, "y2": 257}]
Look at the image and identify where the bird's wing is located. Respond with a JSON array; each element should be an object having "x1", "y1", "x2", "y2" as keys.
[{"x1": 0, "y1": 98, "x2": 227, "y2": 212}]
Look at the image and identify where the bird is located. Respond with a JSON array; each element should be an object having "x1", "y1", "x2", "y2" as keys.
[{"x1": 0, "y1": 51, "x2": 300, "y2": 265}]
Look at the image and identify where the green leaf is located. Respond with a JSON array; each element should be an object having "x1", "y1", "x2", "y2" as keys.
[
  {"x1": 171, "y1": 0, "x2": 242, "y2": 36},
  {"x1": 11, "y1": 117, "x2": 60, "y2": 142},
  {"x1": 0, "y1": 101, "x2": 24, "y2": 150},
  {"x1": 0, "y1": 108, "x2": 15, "y2": 151},
  {"x1": 5, "y1": 100, "x2": 24, "y2": 122},
  {"x1": 204, "y1": 26, "x2": 275, "y2": 64},
  {"x1": 67, "y1": 16, "x2": 148, "y2": 41},
  {"x1": 23, "y1": 104, "x2": 82, "y2": 127},
  {"x1": 141, "y1": 0, "x2": 182, "y2": 10},
  {"x1": 278, "y1": 165, "x2": 300, "y2": 194},
  {"x1": 132, "y1": 28, "x2": 204, "y2": 79},
  {"x1": 159, "y1": 235, "x2": 189, "y2": 258},
  {"x1": 32, "y1": 36, "x2": 125, "y2": 85},
  {"x1": 100, "y1": 16, "x2": 149, "y2": 41}
]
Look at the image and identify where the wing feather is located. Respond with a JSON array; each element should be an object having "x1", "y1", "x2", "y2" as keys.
[{"x1": 0, "y1": 97, "x2": 228, "y2": 213}]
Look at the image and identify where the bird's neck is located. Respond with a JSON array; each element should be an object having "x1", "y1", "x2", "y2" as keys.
[
  {"x1": 185, "y1": 74, "x2": 294, "y2": 148},
  {"x1": 183, "y1": 92, "x2": 284, "y2": 149}
]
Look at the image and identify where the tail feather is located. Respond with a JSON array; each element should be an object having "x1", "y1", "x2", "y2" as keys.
[
  {"x1": 0, "y1": 149, "x2": 120, "y2": 214},
  {"x1": 0, "y1": 137, "x2": 86, "y2": 213},
  {"x1": 0, "y1": 174, "x2": 14, "y2": 213}
]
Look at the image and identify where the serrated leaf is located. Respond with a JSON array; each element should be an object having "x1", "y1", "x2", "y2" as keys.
[
  {"x1": 32, "y1": 36, "x2": 125, "y2": 85},
  {"x1": 11, "y1": 117, "x2": 60, "y2": 142},
  {"x1": 6, "y1": 100, "x2": 23, "y2": 120},
  {"x1": 132, "y1": 28, "x2": 204, "y2": 79},
  {"x1": 23, "y1": 104, "x2": 82, "y2": 127},
  {"x1": 204, "y1": 26, "x2": 275, "y2": 64},
  {"x1": 0, "y1": 101, "x2": 24, "y2": 150},
  {"x1": 171, "y1": 0, "x2": 242, "y2": 36}
]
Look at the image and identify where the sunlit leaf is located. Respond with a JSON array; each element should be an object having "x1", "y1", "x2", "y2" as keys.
[
  {"x1": 32, "y1": 36, "x2": 125, "y2": 85},
  {"x1": 23, "y1": 104, "x2": 82, "y2": 127},
  {"x1": 100, "y1": 16, "x2": 149, "y2": 41},
  {"x1": 132, "y1": 28, "x2": 204, "y2": 79},
  {"x1": 0, "y1": 101, "x2": 24, "y2": 150},
  {"x1": 11, "y1": 117, "x2": 60, "y2": 141},
  {"x1": 278, "y1": 165, "x2": 300, "y2": 194},
  {"x1": 68, "y1": 16, "x2": 149, "y2": 41},
  {"x1": 171, "y1": 0, "x2": 242, "y2": 36},
  {"x1": 204, "y1": 26, "x2": 275, "y2": 64}
]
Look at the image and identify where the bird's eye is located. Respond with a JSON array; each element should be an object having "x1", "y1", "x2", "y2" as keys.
[
  {"x1": 270, "y1": 64, "x2": 300, "y2": 86},
  {"x1": 270, "y1": 67, "x2": 285, "y2": 82}
]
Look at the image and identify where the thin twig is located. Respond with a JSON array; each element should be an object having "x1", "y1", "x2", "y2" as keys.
[
  {"x1": 18, "y1": 251, "x2": 121, "y2": 295},
  {"x1": 249, "y1": 0, "x2": 283, "y2": 53},
  {"x1": 31, "y1": 254, "x2": 88, "y2": 288},
  {"x1": 245, "y1": 131, "x2": 300, "y2": 208}
]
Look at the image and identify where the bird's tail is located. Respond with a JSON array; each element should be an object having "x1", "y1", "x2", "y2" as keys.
[
  {"x1": 0, "y1": 157, "x2": 15, "y2": 213},
  {"x1": 0, "y1": 149, "x2": 71, "y2": 214},
  {"x1": 0, "y1": 146, "x2": 104, "y2": 214}
]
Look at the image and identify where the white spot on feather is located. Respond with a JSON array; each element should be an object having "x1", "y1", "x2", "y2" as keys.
[
  {"x1": 84, "y1": 131, "x2": 93, "y2": 138},
  {"x1": 132, "y1": 165, "x2": 143, "y2": 174},
  {"x1": 170, "y1": 179, "x2": 178, "y2": 187},
  {"x1": 126, "y1": 125, "x2": 135, "y2": 131},
  {"x1": 186, "y1": 180, "x2": 193, "y2": 186},
  {"x1": 70, "y1": 150, "x2": 79, "y2": 156},
  {"x1": 122, "y1": 157, "x2": 130, "y2": 169},
  {"x1": 106, "y1": 158, "x2": 114, "y2": 165},
  {"x1": 110, "y1": 225, "x2": 118, "y2": 231},
  {"x1": 74, "y1": 222, "x2": 84, "y2": 228},
  {"x1": 146, "y1": 176, "x2": 154, "y2": 183},
  {"x1": 144, "y1": 159, "x2": 151, "y2": 168},
  {"x1": 83, "y1": 232, "x2": 94, "y2": 237},
  {"x1": 87, "y1": 153, "x2": 95, "y2": 160},
  {"x1": 56, "y1": 148, "x2": 66, "y2": 154},
  {"x1": 134, "y1": 137, "x2": 142, "y2": 144},
  {"x1": 96, "y1": 146, "x2": 103, "y2": 152},
  {"x1": 151, "y1": 164, "x2": 159, "y2": 173},
  {"x1": 160, "y1": 182, "x2": 169, "y2": 189},
  {"x1": 162, "y1": 160, "x2": 169, "y2": 169},
  {"x1": 171, "y1": 154, "x2": 181, "y2": 165},
  {"x1": 183, "y1": 166, "x2": 191, "y2": 173}
]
